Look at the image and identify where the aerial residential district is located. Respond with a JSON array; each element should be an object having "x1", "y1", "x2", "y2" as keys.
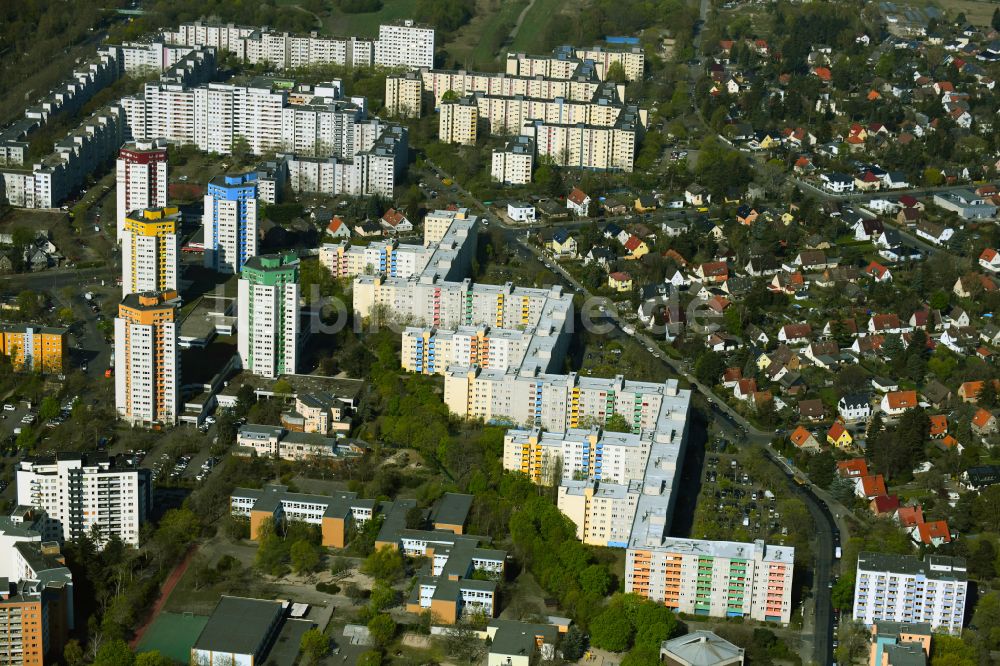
[{"x1": 5, "y1": 1, "x2": 1000, "y2": 666}]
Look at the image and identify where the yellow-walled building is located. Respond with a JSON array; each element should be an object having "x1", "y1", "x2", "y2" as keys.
[{"x1": 0, "y1": 323, "x2": 67, "y2": 373}]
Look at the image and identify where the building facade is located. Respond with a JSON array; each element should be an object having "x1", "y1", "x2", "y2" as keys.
[
  {"x1": 385, "y1": 71, "x2": 424, "y2": 118},
  {"x1": 114, "y1": 290, "x2": 181, "y2": 427},
  {"x1": 16, "y1": 454, "x2": 151, "y2": 547},
  {"x1": 121, "y1": 206, "x2": 180, "y2": 295},
  {"x1": 115, "y1": 139, "x2": 168, "y2": 243},
  {"x1": 439, "y1": 98, "x2": 478, "y2": 145},
  {"x1": 853, "y1": 552, "x2": 967, "y2": 634},
  {"x1": 491, "y1": 136, "x2": 534, "y2": 185},
  {"x1": 0, "y1": 510, "x2": 75, "y2": 666},
  {"x1": 625, "y1": 538, "x2": 795, "y2": 624},
  {"x1": 0, "y1": 324, "x2": 66, "y2": 373},
  {"x1": 204, "y1": 173, "x2": 259, "y2": 274},
  {"x1": 237, "y1": 253, "x2": 300, "y2": 378}
]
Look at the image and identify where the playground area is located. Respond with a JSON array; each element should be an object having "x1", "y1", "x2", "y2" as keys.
[{"x1": 134, "y1": 611, "x2": 209, "y2": 663}]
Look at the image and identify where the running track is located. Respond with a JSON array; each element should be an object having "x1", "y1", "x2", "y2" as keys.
[{"x1": 130, "y1": 545, "x2": 199, "y2": 649}]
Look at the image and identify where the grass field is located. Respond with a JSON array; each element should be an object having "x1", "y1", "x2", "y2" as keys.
[
  {"x1": 508, "y1": 0, "x2": 569, "y2": 54},
  {"x1": 136, "y1": 612, "x2": 209, "y2": 663},
  {"x1": 310, "y1": 0, "x2": 421, "y2": 38},
  {"x1": 907, "y1": 0, "x2": 997, "y2": 26},
  {"x1": 447, "y1": 0, "x2": 530, "y2": 70}
]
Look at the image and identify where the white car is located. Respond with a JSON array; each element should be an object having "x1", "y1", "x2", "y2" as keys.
[{"x1": 2, "y1": 404, "x2": 13, "y2": 412}]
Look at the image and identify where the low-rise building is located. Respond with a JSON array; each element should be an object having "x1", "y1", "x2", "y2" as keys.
[
  {"x1": 660, "y1": 631, "x2": 745, "y2": 666},
  {"x1": 487, "y1": 620, "x2": 560, "y2": 666},
  {"x1": 235, "y1": 424, "x2": 363, "y2": 462},
  {"x1": 191, "y1": 596, "x2": 286, "y2": 666},
  {"x1": 869, "y1": 621, "x2": 931, "y2": 666}
]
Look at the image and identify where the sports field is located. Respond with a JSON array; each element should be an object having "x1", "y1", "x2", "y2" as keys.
[{"x1": 135, "y1": 612, "x2": 209, "y2": 663}]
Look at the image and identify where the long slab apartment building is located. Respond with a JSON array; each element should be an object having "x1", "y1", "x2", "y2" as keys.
[
  {"x1": 393, "y1": 45, "x2": 646, "y2": 171},
  {"x1": 122, "y1": 76, "x2": 407, "y2": 197},
  {"x1": 163, "y1": 19, "x2": 434, "y2": 70},
  {"x1": 232, "y1": 486, "x2": 503, "y2": 624},
  {"x1": 1, "y1": 44, "x2": 215, "y2": 209}
]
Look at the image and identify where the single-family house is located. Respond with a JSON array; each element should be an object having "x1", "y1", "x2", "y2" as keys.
[
  {"x1": 870, "y1": 494, "x2": 901, "y2": 516},
  {"x1": 608, "y1": 272, "x2": 633, "y2": 292},
  {"x1": 972, "y1": 408, "x2": 998, "y2": 435},
  {"x1": 837, "y1": 458, "x2": 869, "y2": 479},
  {"x1": 546, "y1": 229, "x2": 578, "y2": 258},
  {"x1": 778, "y1": 323, "x2": 812, "y2": 344},
  {"x1": 507, "y1": 201, "x2": 537, "y2": 223},
  {"x1": 380, "y1": 208, "x2": 413, "y2": 233},
  {"x1": 821, "y1": 173, "x2": 855, "y2": 193},
  {"x1": 914, "y1": 220, "x2": 954, "y2": 246},
  {"x1": 567, "y1": 187, "x2": 591, "y2": 217},
  {"x1": 853, "y1": 218, "x2": 885, "y2": 242},
  {"x1": 855, "y1": 474, "x2": 888, "y2": 499},
  {"x1": 864, "y1": 261, "x2": 892, "y2": 282},
  {"x1": 585, "y1": 246, "x2": 615, "y2": 268},
  {"x1": 979, "y1": 248, "x2": 1000, "y2": 273},
  {"x1": 881, "y1": 390, "x2": 918, "y2": 417},
  {"x1": 911, "y1": 520, "x2": 952, "y2": 546},
  {"x1": 734, "y1": 378, "x2": 758, "y2": 401},
  {"x1": 827, "y1": 421, "x2": 853, "y2": 448},
  {"x1": 684, "y1": 184, "x2": 711, "y2": 207},
  {"x1": 790, "y1": 426, "x2": 821, "y2": 451},
  {"x1": 326, "y1": 216, "x2": 351, "y2": 239},
  {"x1": 929, "y1": 414, "x2": 948, "y2": 438},
  {"x1": 799, "y1": 399, "x2": 826, "y2": 421},
  {"x1": 623, "y1": 235, "x2": 650, "y2": 259}
]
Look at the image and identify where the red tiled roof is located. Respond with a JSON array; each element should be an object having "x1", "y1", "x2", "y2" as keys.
[
  {"x1": 790, "y1": 426, "x2": 815, "y2": 447},
  {"x1": 837, "y1": 458, "x2": 869, "y2": 478},
  {"x1": 886, "y1": 390, "x2": 918, "y2": 410},
  {"x1": 871, "y1": 494, "x2": 901, "y2": 514},
  {"x1": 896, "y1": 505, "x2": 924, "y2": 527},
  {"x1": 973, "y1": 408, "x2": 995, "y2": 428},
  {"x1": 859, "y1": 474, "x2": 887, "y2": 498},
  {"x1": 916, "y1": 520, "x2": 951, "y2": 544},
  {"x1": 327, "y1": 216, "x2": 345, "y2": 233},
  {"x1": 381, "y1": 208, "x2": 408, "y2": 227},
  {"x1": 828, "y1": 421, "x2": 848, "y2": 440},
  {"x1": 929, "y1": 414, "x2": 948, "y2": 436},
  {"x1": 568, "y1": 187, "x2": 589, "y2": 205},
  {"x1": 624, "y1": 235, "x2": 644, "y2": 251},
  {"x1": 981, "y1": 248, "x2": 999, "y2": 262},
  {"x1": 609, "y1": 271, "x2": 631, "y2": 282}
]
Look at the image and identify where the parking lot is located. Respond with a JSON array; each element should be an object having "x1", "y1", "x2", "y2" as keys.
[{"x1": 693, "y1": 438, "x2": 788, "y2": 544}]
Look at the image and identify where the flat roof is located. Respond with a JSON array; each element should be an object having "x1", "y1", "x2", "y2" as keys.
[
  {"x1": 192, "y1": 596, "x2": 284, "y2": 655},
  {"x1": 429, "y1": 493, "x2": 473, "y2": 528},
  {"x1": 857, "y1": 552, "x2": 967, "y2": 581}
]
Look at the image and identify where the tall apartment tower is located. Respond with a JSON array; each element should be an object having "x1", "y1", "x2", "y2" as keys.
[
  {"x1": 238, "y1": 253, "x2": 300, "y2": 378},
  {"x1": 121, "y1": 206, "x2": 180, "y2": 295},
  {"x1": 114, "y1": 290, "x2": 181, "y2": 427},
  {"x1": 204, "y1": 172, "x2": 259, "y2": 274},
  {"x1": 375, "y1": 20, "x2": 435, "y2": 69},
  {"x1": 0, "y1": 509, "x2": 75, "y2": 664},
  {"x1": 116, "y1": 139, "x2": 168, "y2": 243},
  {"x1": 15, "y1": 454, "x2": 151, "y2": 547}
]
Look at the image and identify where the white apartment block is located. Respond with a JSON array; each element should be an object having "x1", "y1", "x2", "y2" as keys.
[
  {"x1": 237, "y1": 253, "x2": 300, "y2": 379},
  {"x1": 163, "y1": 19, "x2": 433, "y2": 70},
  {"x1": 504, "y1": 45, "x2": 645, "y2": 82},
  {"x1": 403, "y1": 326, "x2": 535, "y2": 375},
  {"x1": 491, "y1": 136, "x2": 534, "y2": 185},
  {"x1": 439, "y1": 98, "x2": 478, "y2": 145},
  {"x1": 376, "y1": 21, "x2": 435, "y2": 69},
  {"x1": 444, "y1": 370, "x2": 683, "y2": 434},
  {"x1": 420, "y1": 68, "x2": 603, "y2": 108},
  {"x1": 16, "y1": 455, "x2": 151, "y2": 547},
  {"x1": 524, "y1": 113, "x2": 641, "y2": 172},
  {"x1": 385, "y1": 71, "x2": 424, "y2": 118},
  {"x1": 503, "y1": 427, "x2": 652, "y2": 485},
  {"x1": 115, "y1": 292, "x2": 181, "y2": 428},
  {"x1": 573, "y1": 46, "x2": 646, "y2": 81},
  {"x1": 625, "y1": 538, "x2": 794, "y2": 624},
  {"x1": 558, "y1": 479, "x2": 641, "y2": 547},
  {"x1": 116, "y1": 139, "x2": 168, "y2": 243},
  {"x1": 118, "y1": 41, "x2": 195, "y2": 74},
  {"x1": 853, "y1": 552, "x2": 968, "y2": 635}
]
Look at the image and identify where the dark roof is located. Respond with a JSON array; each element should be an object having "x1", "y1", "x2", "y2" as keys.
[
  {"x1": 429, "y1": 493, "x2": 473, "y2": 528},
  {"x1": 857, "y1": 552, "x2": 966, "y2": 581},
  {"x1": 192, "y1": 596, "x2": 284, "y2": 655}
]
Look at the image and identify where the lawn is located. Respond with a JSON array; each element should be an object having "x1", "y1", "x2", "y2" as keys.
[
  {"x1": 508, "y1": 0, "x2": 569, "y2": 55},
  {"x1": 906, "y1": 0, "x2": 997, "y2": 26},
  {"x1": 305, "y1": 0, "x2": 421, "y2": 38},
  {"x1": 447, "y1": 0, "x2": 530, "y2": 71}
]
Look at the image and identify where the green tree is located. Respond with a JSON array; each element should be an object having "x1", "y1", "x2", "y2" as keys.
[
  {"x1": 605, "y1": 61, "x2": 628, "y2": 83},
  {"x1": 831, "y1": 572, "x2": 855, "y2": 610},
  {"x1": 361, "y1": 545, "x2": 405, "y2": 582},
  {"x1": 93, "y1": 639, "x2": 134, "y2": 666},
  {"x1": 300, "y1": 628, "x2": 330, "y2": 666},
  {"x1": 369, "y1": 580, "x2": 397, "y2": 611},
  {"x1": 806, "y1": 450, "x2": 835, "y2": 488},
  {"x1": 969, "y1": 539, "x2": 997, "y2": 580},
  {"x1": 579, "y1": 564, "x2": 612, "y2": 596},
  {"x1": 63, "y1": 640, "x2": 85, "y2": 666},
  {"x1": 135, "y1": 653, "x2": 174, "y2": 666},
  {"x1": 38, "y1": 396, "x2": 59, "y2": 421},
  {"x1": 604, "y1": 412, "x2": 633, "y2": 433},
  {"x1": 561, "y1": 625, "x2": 587, "y2": 660},
  {"x1": 590, "y1": 606, "x2": 634, "y2": 652},
  {"x1": 694, "y1": 351, "x2": 726, "y2": 386},
  {"x1": 290, "y1": 539, "x2": 320, "y2": 574},
  {"x1": 367, "y1": 613, "x2": 397, "y2": 649}
]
